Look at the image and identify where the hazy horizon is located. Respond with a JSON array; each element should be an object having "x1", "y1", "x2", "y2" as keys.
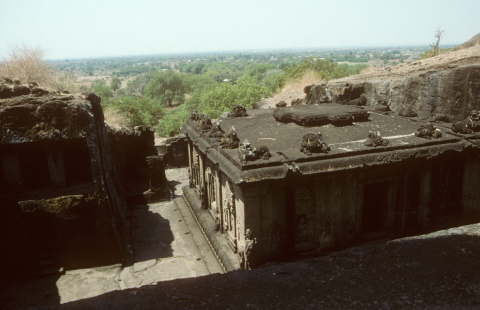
[{"x1": 1, "y1": 0, "x2": 479, "y2": 60}]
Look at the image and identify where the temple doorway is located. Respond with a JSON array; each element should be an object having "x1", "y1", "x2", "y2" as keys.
[{"x1": 362, "y1": 181, "x2": 389, "y2": 239}]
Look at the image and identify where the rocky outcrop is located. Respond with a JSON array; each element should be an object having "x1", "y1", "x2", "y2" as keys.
[
  {"x1": 453, "y1": 32, "x2": 480, "y2": 51},
  {"x1": 0, "y1": 81, "x2": 129, "y2": 278},
  {"x1": 303, "y1": 46, "x2": 480, "y2": 122}
]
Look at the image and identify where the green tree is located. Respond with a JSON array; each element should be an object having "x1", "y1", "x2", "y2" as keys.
[
  {"x1": 156, "y1": 105, "x2": 191, "y2": 137},
  {"x1": 198, "y1": 75, "x2": 270, "y2": 118},
  {"x1": 110, "y1": 77, "x2": 122, "y2": 94},
  {"x1": 145, "y1": 70, "x2": 186, "y2": 107},
  {"x1": 107, "y1": 96, "x2": 165, "y2": 126},
  {"x1": 91, "y1": 79, "x2": 113, "y2": 101}
]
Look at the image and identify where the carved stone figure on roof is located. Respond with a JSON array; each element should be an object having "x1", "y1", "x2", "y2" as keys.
[
  {"x1": 189, "y1": 109, "x2": 200, "y2": 120},
  {"x1": 364, "y1": 131, "x2": 390, "y2": 147},
  {"x1": 238, "y1": 140, "x2": 272, "y2": 163},
  {"x1": 415, "y1": 124, "x2": 442, "y2": 139},
  {"x1": 208, "y1": 119, "x2": 225, "y2": 138},
  {"x1": 227, "y1": 104, "x2": 248, "y2": 117},
  {"x1": 198, "y1": 114, "x2": 212, "y2": 131},
  {"x1": 466, "y1": 110, "x2": 480, "y2": 131},
  {"x1": 452, "y1": 110, "x2": 480, "y2": 134},
  {"x1": 300, "y1": 132, "x2": 330, "y2": 155},
  {"x1": 216, "y1": 127, "x2": 240, "y2": 149}
]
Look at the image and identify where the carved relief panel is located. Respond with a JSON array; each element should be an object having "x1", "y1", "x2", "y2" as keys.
[
  {"x1": 223, "y1": 181, "x2": 237, "y2": 252},
  {"x1": 292, "y1": 185, "x2": 316, "y2": 250},
  {"x1": 206, "y1": 167, "x2": 217, "y2": 216}
]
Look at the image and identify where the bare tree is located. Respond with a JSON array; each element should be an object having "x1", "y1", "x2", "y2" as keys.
[
  {"x1": 430, "y1": 28, "x2": 445, "y2": 56},
  {"x1": 0, "y1": 43, "x2": 54, "y2": 86},
  {"x1": 51, "y1": 71, "x2": 79, "y2": 93}
]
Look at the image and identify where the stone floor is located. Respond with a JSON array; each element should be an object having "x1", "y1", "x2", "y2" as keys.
[{"x1": 0, "y1": 167, "x2": 223, "y2": 309}]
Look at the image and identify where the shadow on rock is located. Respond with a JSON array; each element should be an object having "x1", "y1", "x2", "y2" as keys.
[{"x1": 129, "y1": 205, "x2": 174, "y2": 263}]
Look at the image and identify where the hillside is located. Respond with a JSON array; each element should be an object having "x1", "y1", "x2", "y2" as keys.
[
  {"x1": 454, "y1": 32, "x2": 480, "y2": 51},
  {"x1": 303, "y1": 45, "x2": 480, "y2": 121}
]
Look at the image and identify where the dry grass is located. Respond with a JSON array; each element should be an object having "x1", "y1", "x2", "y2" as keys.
[
  {"x1": 0, "y1": 43, "x2": 54, "y2": 87},
  {"x1": 103, "y1": 106, "x2": 129, "y2": 128},
  {"x1": 263, "y1": 70, "x2": 323, "y2": 108}
]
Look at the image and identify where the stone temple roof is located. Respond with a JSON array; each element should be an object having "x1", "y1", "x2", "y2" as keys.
[{"x1": 183, "y1": 104, "x2": 480, "y2": 184}]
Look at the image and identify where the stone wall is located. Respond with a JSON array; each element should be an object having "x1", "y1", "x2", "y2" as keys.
[
  {"x1": 241, "y1": 150, "x2": 480, "y2": 265},
  {"x1": 0, "y1": 79, "x2": 128, "y2": 278},
  {"x1": 156, "y1": 134, "x2": 189, "y2": 167}
]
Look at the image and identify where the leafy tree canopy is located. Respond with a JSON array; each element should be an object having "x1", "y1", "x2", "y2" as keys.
[
  {"x1": 144, "y1": 70, "x2": 186, "y2": 107},
  {"x1": 198, "y1": 75, "x2": 270, "y2": 119}
]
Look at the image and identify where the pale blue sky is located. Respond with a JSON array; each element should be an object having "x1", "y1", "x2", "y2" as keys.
[{"x1": 1, "y1": 0, "x2": 479, "y2": 60}]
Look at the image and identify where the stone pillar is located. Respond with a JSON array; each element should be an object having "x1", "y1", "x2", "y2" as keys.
[
  {"x1": 46, "y1": 148, "x2": 66, "y2": 187},
  {"x1": 143, "y1": 155, "x2": 168, "y2": 203},
  {"x1": 419, "y1": 163, "x2": 432, "y2": 227},
  {"x1": 1, "y1": 153, "x2": 22, "y2": 186}
]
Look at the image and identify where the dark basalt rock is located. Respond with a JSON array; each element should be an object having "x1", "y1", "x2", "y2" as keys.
[
  {"x1": 276, "y1": 101, "x2": 287, "y2": 108},
  {"x1": 300, "y1": 132, "x2": 330, "y2": 155},
  {"x1": 364, "y1": 131, "x2": 390, "y2": 147},
  {"x1": 227, "y1": 104, "x2": 248, "y2": 117},
  {"x1": 399, "y1": 107, "x2": 418, "y2": 117},
  {"x1": 415, "y1": 124, "x2": 442, "y2": 139}
]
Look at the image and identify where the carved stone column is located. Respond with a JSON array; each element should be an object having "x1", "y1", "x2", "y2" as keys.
[
  {"x1": 143, "y1": 155, "x2": 168, "y2": 203},
  {"x1": 46, "y1": 148, "x2": 66, "y2": 187},
  {"x1": 1, "y1": 152, "x2": 22, "y2": 186}
]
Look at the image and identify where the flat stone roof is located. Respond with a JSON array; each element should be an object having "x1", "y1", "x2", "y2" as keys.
[
  {"x1": 218, "y1": 105, "x2": 457, "y2": 159},
  {"x1": 183, "y1": 104, "x2": 479, "y2": 183}
]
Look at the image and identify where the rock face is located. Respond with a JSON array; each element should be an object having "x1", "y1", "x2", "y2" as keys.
[
  {"x1": 107, "y1": 125, "x2": 168, "y2": 204},
  {"x1": 0, "y1": 81, "x2": 128, "y2": 279},
  {"x1": 304, "y1": 46, "x2": 480, "y2": 122}
]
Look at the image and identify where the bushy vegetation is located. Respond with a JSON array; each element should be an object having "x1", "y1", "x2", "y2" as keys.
[{"x1": 47, "y1": 45, "x2": 455, "y2": 137}]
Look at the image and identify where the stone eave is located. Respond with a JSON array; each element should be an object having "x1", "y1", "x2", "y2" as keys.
[{"x1": 183, "y1": 122, "x2": 479, "y2": 185}]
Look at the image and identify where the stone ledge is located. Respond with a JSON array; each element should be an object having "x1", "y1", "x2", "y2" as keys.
[{"x1": 182, "y1": 186, "x2": 240, "y2": 271}]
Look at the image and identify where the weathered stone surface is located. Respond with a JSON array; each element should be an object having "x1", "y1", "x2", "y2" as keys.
[
  {"x1": 52, "y1": 223, "x2": 480, "y2": 310},
  {"x1": 156, "y1": 134, "x2": 188, "y2": 167},
  {"x1": 0, "y1": 82, "x2": 128, "y2": 279},
  {"x1": 304, "y1": 64, "x2": 480, "y2": 122}
]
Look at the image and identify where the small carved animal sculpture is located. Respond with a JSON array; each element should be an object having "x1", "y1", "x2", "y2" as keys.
[
  {"x1": 227, "y1": 104, "x2": 248, "y2": 117},
  {"x1": 466, "y1": 110, "x2": 480, "y2": 131},
  {"x1": 452, "y1": 121, "x2": 473, "y2": 134},
  {"x1": 347, "y1": 94, "x2": 367, "y2": 106},
  {"x1": 189, "y1": 109, "x2": 200, "y2": 120},
  {"x1": 415, "y1": 124, "x2": 442, "y2": 139},
  {"x1": 364, "y1": 131, "x2": 390, "y2": 147},
  {"x1": 198, "y1": 114, "x2": 212, "y2": 131},
  {"x1": 399, "y1": 107, "x2": 417, "y2": 117},
  {"x1": 300, "y1": 132, "x2": 330, "y2": 155},
  {"x1": 208, "y1": 120, "x2": 225, "y2": 138},
  {"x1": 238, "y1": 140, "x2": 272, "y2": 163},
  {"x1": 257, "y1": 145, "x2": 272, "y2": 160},
  {"x1": 217, "y1": 127, "x2": 240, "y2": 149}
]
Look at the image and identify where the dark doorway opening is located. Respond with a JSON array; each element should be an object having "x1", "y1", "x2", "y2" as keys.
[
  {"x1": 63, "y1": 139, "x2": 92, "y2": 186},
  {"x1": 362, "y1": 182, "x2": 389, "y2": 239},
  {"x1": 430, "y1": 159, "x2": 463, "y2": 219}
]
